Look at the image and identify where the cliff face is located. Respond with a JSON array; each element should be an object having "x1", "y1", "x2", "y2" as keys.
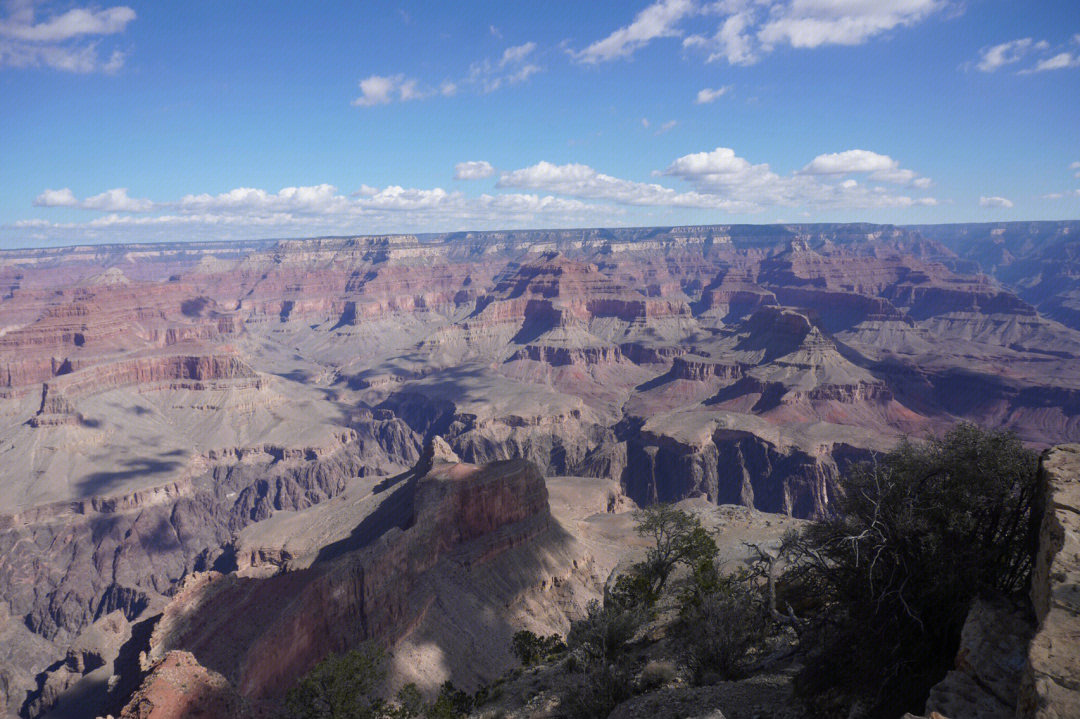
[
  {"x1": 922, "y1": 444, "x2": 1080, "y2": 719},
  {"x1": 623, "y1": 419, "x2": 874, "y2": 515},
  {"x1": 0, "y1": 440, "x2": 372, "y2": 644},
  {"x1": 1020, "y1": 445, "x2": 1080, "y2": 718},
  {"x1": 139, "y1": 455, "x2": 564, "y2": 704}
]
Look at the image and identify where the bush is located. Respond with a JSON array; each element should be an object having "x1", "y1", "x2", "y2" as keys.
[
  {"x1": 630, "y1": 504, "x2": 719, "y2": 602},
  {"x1": 284, "y1": 644, "x2": 389, "y2": 719},
  {"x1": 676, "y1": 577, "x2": 767, "y2": 682},
  {"x1": 638, "y1": 659, "x2": 678, "y2": 690},
  {"x1": 284, "y1": 649, "x2": 477, "y2": 719},
  {"x1": 510, "y1": 630, "x2": 567, "y2": 667},
  {"x1": 393, "y1": 684, "x2": 424, "y2": 718},
  {"x1": 564, "y1": 662, "x2": 635, "y2": 719},
  {"x1": 425, "y1": 681, "x2": 472, "y2": 719},
  {"x1": 567, "y1": 599, "x2": 645, "y2": 664},
  {"x1": 788, "y1": 424, "x2": 1039, "y2": 718},
  {"x1": 562, "y1": 599, "x2": 646, "y2": 718}
]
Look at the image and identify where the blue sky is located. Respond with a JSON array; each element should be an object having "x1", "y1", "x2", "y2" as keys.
[{"x1": 1, "y1": 0, "x2": 1078, "y2": 246}]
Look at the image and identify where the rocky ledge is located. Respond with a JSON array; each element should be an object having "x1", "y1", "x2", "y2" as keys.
[
  {"x1": 129, "y1": 444, "x2": 561, "y2": 709},
  {"x1": 919, "y1": 444, "x2": 1080, "y2": 719},
  {"x1": 1021, "y1": 445, "x2": 1080, "y2": 718}
]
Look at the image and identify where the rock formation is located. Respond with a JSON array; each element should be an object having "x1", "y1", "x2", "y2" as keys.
[
  {"x1": 3, "y1": 222, "x2": 1080, "y2": 717},
  {"x1": 918, "y1": 443, "x2": 1080, "y2": 719},
  {"x1": 1019, "y1": 444, "x2": 1080, "y2": 719}
]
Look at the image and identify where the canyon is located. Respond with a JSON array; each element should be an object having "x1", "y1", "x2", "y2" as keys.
[{"x1": 2, "y1": 221, "x2": 1080, "y2": 717}]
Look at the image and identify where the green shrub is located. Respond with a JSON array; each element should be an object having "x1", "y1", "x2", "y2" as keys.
[
  {"x1": 284, "y1": 644, "x2": 389, "y2": 719},
  {"x1": 676, "y1": 575, "x2": 767, "y2": 682},
  {"x1": 425, "y1": 681, "x2": 472, "y2": 719},
  {"x1": 788, "y1": 424, "x2": 1039, "y2": 718},
  {"x1": 393, "y1": 684, "x2": 423, "y2": 718},
  {"x1": 631, "y1": 504, "x2": 719, "y2": 601},
  {"x1": 638, "y1": 659, "x2": 678, "y2": 690},
  {"x1": 510, "y1": 630, "x2": 567, "y2": 667},
  {"x1": 566, "y1": 599, "x2": 645, "y2": 664},
  {"x1": 564, "y1": 662, "x2": 634, "y2": 719}
]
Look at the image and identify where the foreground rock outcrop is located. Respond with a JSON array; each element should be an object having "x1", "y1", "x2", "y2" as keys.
[
  {"x1": 920, "y1": 444, "x2": 1080, "y2": 719},
  {"x1": 1019, "y1": 445, "x2": 1080, "y2": 719}
]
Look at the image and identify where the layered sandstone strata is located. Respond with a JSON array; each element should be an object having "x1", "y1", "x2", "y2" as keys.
[
  {"x1": 4, "y1": 223, "x2": 1080, "y2": 718},
  {"x1": 140, "y1": 452, "x2": 557, "y2": 701}
]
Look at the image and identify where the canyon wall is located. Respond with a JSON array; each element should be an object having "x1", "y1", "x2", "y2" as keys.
[{"x1": 4, "y1": 223, "x2": 1080, "y2": 717}]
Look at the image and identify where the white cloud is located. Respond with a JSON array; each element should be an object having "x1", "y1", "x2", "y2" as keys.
[
  {"x1": 454, "y1": 161, "x2": 496, "y2": 180},
  {"x1": 0, "y1": 2, "x2": 134, "y2": 72},
  {"x1": 1043, "y1": 190, "x2": 1080, "y2": 200},
  {"x1": 478, "y1": 192, "x2": 595, "y2": 214},
  {"x1": 34, "y1": 186, "x2": 152, "y2": 211},
  {"x1": 684, "y1": 9, "x2": 758, "y2": 65},
  {"x1": 800, "y1": 150, "x2": 931, "y2": 187},
  {"x1": 758, "y1": 0, "x2": 946, "y2": 50},
  {"x1": 662, "y1": 146, "x2": 935, "y2": 208},
  {"x1": 498, "y1": 160, "x2": 735, "y2": 209},
  {"x1": 592, "y1": 0, "x2": 949, "y2": 67},
  {"x1": 974, "y1": 38, "x2": 1043, "y2": 72},
  {"x1": 178, "y1": 184, "x2": 348, "y2": 214},
  {"x1": 573, "y1": 0, "x2": 696, "y2": 63},
  {"x1": 801, "y1": 149, "x2": 896, "y2": 174},
  {"x1": 695, "y1": 86, "x2": 731, "y2": 103},
  {"x1": 17, "y1": 147, "x2": 940, "y2": 243},
  {"x1": 33, "y1": 187, "x2": 78, "y2": 207},
  {"x1": 501, "y1": 42, "x2": 536, "y2": 65},
  {"x1": 82, "y1": 187, "x2": 153, "y2": 212},
  {"x1": 973, "y1": 37, "x2": 1080, "y2": 74},
  {"x1": 656, "y1": 119, "x2": 678, "y2": 134},
  {"x1": 1072, "y1": 161, "x2": 1080, "y2": 178},
  {"x1": 0, "y1": 4, "x2": 134, "y2": 42},
  {"x1": 467, "y1": 41, "x2": 541, "y2": 93},
  {"x1": 979, "y1": 196, "x2": 1014, "y2": 208},
  {"x1": 361, "y1": 42, "x2": 543, "y2": 105},
  {"x1": 1027, "y1": 52, "x2": 1080, "y2": 72},
  {"x1": 499, "y1": 147, "x2": 935, "y2": 213},
  {"x1": 14, "y1": 179, "x2": 620, "y2": 242},
  {"x1": 352, "y1": 74, "x2": 425, "y2": 107}
]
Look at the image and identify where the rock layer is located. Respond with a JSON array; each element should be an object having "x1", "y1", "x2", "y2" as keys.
[
  {"x1": 4, "y1": 223, "x2": 1080, "y2": 717},
  {"x1": 1019, "y1": 444, "x2": 1080, "y2": 719}
]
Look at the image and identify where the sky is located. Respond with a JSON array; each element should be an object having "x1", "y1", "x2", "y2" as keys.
[{"x1": 0, "y1": 0, "x2": 1078, "y2": 247}]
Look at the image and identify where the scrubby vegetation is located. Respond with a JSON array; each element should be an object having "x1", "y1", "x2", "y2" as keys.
[
  {"x1": 510, "y1": 630, "x2": 566, "y2": 667},
  {"x1": 676, "y1": 564, "x2": 768, "y2": 683},
  {"x1": 284, "y1": 644, "x2": 477, "y2": 719},
  {"x1": 559, "y1": 503, "x2": 769, "y2": 717},
  {"x1": 286, "y1": 424, "x2": 1039, "y2": 719},
  {"x1": 785, "y1": 423, "x2": 1039, "y2": 718},
  {"x1": 284, "y1": 644, "x2": 390, "y2": 719}
]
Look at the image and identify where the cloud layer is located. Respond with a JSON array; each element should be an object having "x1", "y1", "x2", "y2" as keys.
[
  {"x1": 577, "y1": 0, "x2": 949, "y2": 67},
  {"x1": 11, "y1": 146, "x2": 939, "y2": 241},
  {"x1": 454, "y1": 161, "x2": 497, "y2": 180},
  {"x1": 0, "y1": 1, "x2": 134, "y2": 72},
  {"x1": 353, "y1": 41, "x2": 541, "y2": 107},
  {"x1": 973, "y1": 34, "x2": 1080, "y2": 74}
]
